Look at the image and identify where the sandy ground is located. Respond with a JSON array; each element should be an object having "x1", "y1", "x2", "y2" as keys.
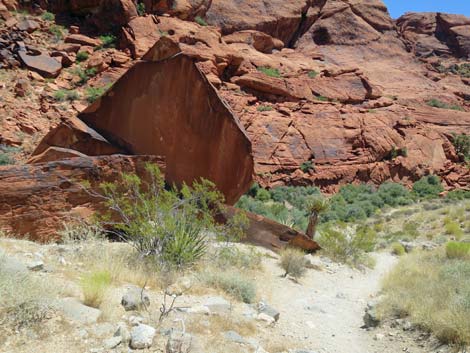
[{"x1": 0, "y1": 238, "x2": 445, "y2": 353}]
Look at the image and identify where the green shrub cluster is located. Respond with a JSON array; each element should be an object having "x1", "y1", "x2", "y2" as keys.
[
  {"x1": 427, "y1": 98, "x2": 463, "y2": 111},
  {"x1": 446, "y1": 241, "x2": 470, "y2": 259},
  {"x1": 96, "y1": 163, "x2": 247, "y2": 269},
  {"x1": 451, "y1": 133, "x2": 470, "y2": 161},
  {"x1": 0, "y1": 145, "x2": 19, "y2": 166},
  {"x1": 317, "y1": 224, "x2": 377, "y2": 268},
  {"x1": 257, "y1": 66, "x2": 281, "y2": 78},
  {"x1": 237, "y1": 176, "x2": 448, "y2": 230}
]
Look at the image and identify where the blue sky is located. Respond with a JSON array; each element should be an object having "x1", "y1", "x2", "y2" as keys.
[{"x1": 382, "y1": 0, "x2": 470, "y2": 19}]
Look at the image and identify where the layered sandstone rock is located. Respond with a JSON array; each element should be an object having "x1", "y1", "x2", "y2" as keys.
[
  {"x1": 397, "y1": 12, "x2": 470, "y2": 57},
  {"x1": 0, "y1": 155, "x2": 165, "y2": 242},
  {"x1": 79, "y1": 52, "x2": 254, "y2": 204}
]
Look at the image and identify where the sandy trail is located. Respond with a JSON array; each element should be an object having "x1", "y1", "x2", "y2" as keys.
[{"x1": 258, "y1": 252, "x2": 412, "y2": 353}]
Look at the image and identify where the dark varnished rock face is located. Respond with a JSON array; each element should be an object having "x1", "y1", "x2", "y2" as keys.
[{"x1": 79, "y1": 54, "x2": 254, "y2": 204}]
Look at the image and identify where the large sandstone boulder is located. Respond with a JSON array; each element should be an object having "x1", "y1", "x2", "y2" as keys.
[
  {"x1": 79, "y1": 51, "x2": 253, "y2": 204},
  {"x1": 397, "y1": 12, "x2": 470, "y2": 57},
  {"x1": 31, "y1": 117, "x2": 124, "y2": 158},
  {"x1": 0, "y1": 155, "x2": 165, "y2": 242}
]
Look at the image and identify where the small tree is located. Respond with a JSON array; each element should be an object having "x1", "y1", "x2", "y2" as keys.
[{"x1": 305, "y1": 196, "x2": 329, "y2": 239}]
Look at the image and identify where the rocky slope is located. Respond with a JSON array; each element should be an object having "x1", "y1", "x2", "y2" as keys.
[{"x1": 1, "y1": 0, "x2": 470, "y2": 237}]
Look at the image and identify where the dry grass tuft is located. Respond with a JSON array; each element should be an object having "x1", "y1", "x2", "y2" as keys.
[
  {"x1": 378, "y1": 249, "x2": 470, "y2": 345},
  {"x1": 279, "y1": 248, "x2": 307, "y2": 279},
  {"x1": 0, "y1": 254, "x2": 54, "y2": 329},
  {"x1": 80, "y1": 270, "x2": 111, "y2": 308}
]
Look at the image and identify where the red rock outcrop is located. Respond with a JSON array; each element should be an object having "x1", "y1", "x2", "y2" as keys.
[
  {"x1": 79, "y1": 51, "x2": 254, "y2": 205},
  {"x1": 0, "y1": 155, "x2": 165, "y2": 242}
]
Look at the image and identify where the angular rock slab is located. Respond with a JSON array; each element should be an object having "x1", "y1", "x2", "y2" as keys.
[
  {"x1": 79, "y1": 53, "x2": 253, "y2": 204},
  {"x1": 0, "y1": 155, "x2": 165, "y2": 242},
  {"x1": 18, "y1": 50, "x2": 61, "y2": 78}
]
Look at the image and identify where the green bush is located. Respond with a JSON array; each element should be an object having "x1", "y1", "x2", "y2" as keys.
[
  {"x1": 96, "y1": 163, "x2": 242, "y2": 268},
  {"x1": 80, "y1": 270, "x2": 111, "y2": 308},
  {"x1": 255, "y1": 188, "x2": 271, "y2": 201},
  {"x1": 445, "y1": 221, "x2": 464, "y2": 239},
  {"x1": 41, "y1": 11, "x2": 55, "y2": 21},
  {"x1": 72, "y1": 67, "x2": 97, "y2": 85},
  {"x1": 451, "y1": 133, "x2": 470, "y2": 161},
  {"x1": 318, "y1": 225, "x2": 376, "y2": 267},
  {"x1": 49, "y1": 24, "x2": 64, "y2": 40},
  {"x1": 300, "y1": 161, "x2": 314, "y2": 173},
  {"x1": 76, "y1": 51, "x2": 89, "y2": 62},
  {"x1": 391, "y1": 242, "x2": 405, "y2": 256},
  {"x1": 54, "y1": 89, "x2": 80, "y2": 102},
  {"x1": 97, "y1": 34, "x2": 117, "y2": 49},
  {"x1": 446, "y1": 189, "x2": 470, "y2": 200},
  {"x1": 279, "y1": 248, "x2": 307, "y2": 279},
  {"x1": 136, "y1": 2, "x2": 145, "y2": 16},
  {"x1": 195, "y1": 16, "x2": 208, "y2": 26},
  {"x1": 427, "y1": 98, "x2": 463, "y2": 111},
  {"x1": 308, "y1": 70, "x2": 318, "y2": 78},
  {"x1": 446, "y1": 242, "x2": 470, "y2": 259},
  {"x1": 0, "y1": 145, "x2": 18, "y2": 166},
  {"x1": 85, "y1": 86, "x2": 107, "y2": 103},
  {"x1": 412, "y1": 175, "x2": 444, "y2": 199},
  {"x1": 257, "y1": 66, "x2": 281, "y2": 78},
  {"x1": 402, "y1": 221, "x2": 420, "y2": 239},
  {"x1": 257, "y1": 105, "x2": 273, "y2": 112}
]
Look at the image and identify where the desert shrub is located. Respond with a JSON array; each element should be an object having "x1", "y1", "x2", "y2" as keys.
[
  {"x1": 402, "y1": 221, "x2": 420, "y2": 239},
  {"x1": 80, "y1": 270, "x2": 111, "y2": 308},
  {"x1": 255, "y1": 188, "x2": 271, "y2": 201},
  {"x1": 451, "y1": 133, "x2": 470, "y2": 161},
  {"x1": 202, "y1": 271, "x2": 256, "y2": 303},
  {"x1": 195, "y1": 16, "x2": 207, "y2": 26},
  {"x1": 96, "y1": 163, "x2": 243, "y2": 268},
  {"x1": 427, "y1": 98, "x2": 463, "y2": 111},
  {"x1": 315, "y1": 95, "x2": 329, "y2": 101},
  {"x1": 378, "y1": 250, "x2": 470, "y2": 345},
  {"x1": 41, "y1": 11, "x2": 55, "y2": 21},
  {"x1": 136, "y1": 2, "x2": 145, "y2": 16},
  {"x1": 300, "y1": 160, "x2": 314, "y2": 173},
  {"x1": 317, "y1": 225, "x2": 376, "y2": 267},
  {"x1": 391, "y1": 242, "x2": 405, "y2": 256},
  {"x1": 257, "y1": 105, "x2": 273, "y2": 112},
  {"x1": 76, "y1": 51, "x2": 89, "y2": 62},
  {"x1": 0, "y1": 145, "x2": 18, "y2": 166},
  {"x1": 214, "y1": 246, "x2": 262, "y2": 271},
  {"x1": 59, "y1": 222, "x2": 104, "y2": 243},
  {"x1": 446, "y1": 189, "x2": 470, "y2": 200},
  {"x1": 97, "y1": 34, "x2": 117, "y2": 49},
  {"x1": 279, "y1": 248, "x2": 307, "y2": 279},
  {"x1": 446, "y1": 241, "x2": 470, "y2": 259},
  {"x1": 445, "y1": 221, "x2": 464, "y2": 239},
  {"x1": 257, "y1": 66, "x2": 281, "y2": 78},
  {"x1": 0, "y1": 255, "x2": 53, "y2": 329},
  {"x1": 85, "y1": 86, "x2": 107, "y2": 103},
  {"x1": 72, "y1": 67, "x2": 97, "y2": 85},
  {"x1": 49, "y1": 24, "x2": 64, "y2": 40},
  {"x1": 54, "y1": 89, "x2": 79, "y2": 102},
  {"x1": 308, "y1": 70, "x2": 318, "y2": 78},
  {"x1": 412, "y1": 175, "x2": 444, "y2": 199}
]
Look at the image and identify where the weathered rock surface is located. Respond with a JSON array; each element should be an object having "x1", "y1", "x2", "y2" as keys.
[
  {"x1": 79, "y1": 53, "x2": 253, "y2": 204},
  {"x1": 0, "y1": 155, "x2": 165, "y2": 242}
]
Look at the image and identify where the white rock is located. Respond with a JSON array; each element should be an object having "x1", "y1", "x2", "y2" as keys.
[
  {"x1": 256, "y1": 313, "x2": 275, "y2": 324},
  {"x1": 103, "y1": 336, "x2": 121, "y2": 349},
  {"x1": 114, "y1": 322, "x2": 131, "y2": 343},
  {"x1": 204, "y1": 296, "x2": 231, "y2": 314},
  {"x1": 130, "y1": 324, "x2": 156, "y2": 349},
  {"x1": 121, "y1": 286, "x2": 150, "y2": 311},
  {"x1": 55, "y1": 298, "x2": 101, "y2": 324},
  {"x1": 374, "y1": 333, "x2": 385, "y2": 341}
]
